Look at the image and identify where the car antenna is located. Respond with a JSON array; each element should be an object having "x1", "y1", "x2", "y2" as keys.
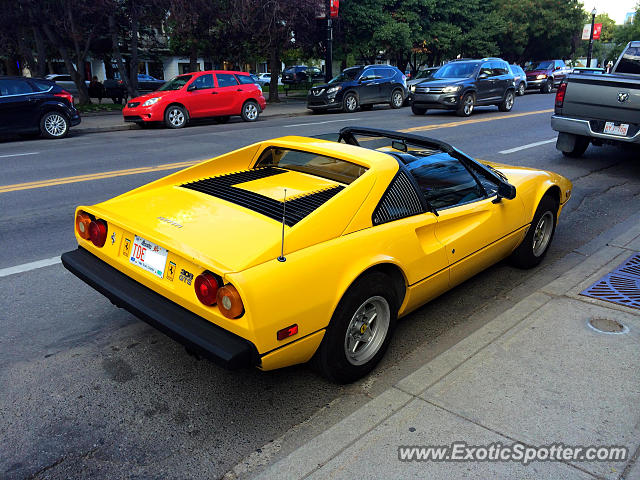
[{"x1": 277, "y1": 188, "x2": 287, "y2": 262}]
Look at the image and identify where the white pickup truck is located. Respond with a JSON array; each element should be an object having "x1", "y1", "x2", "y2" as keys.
[{"x1": 551, "y1": 41, "x2": 640, "y2": 157}]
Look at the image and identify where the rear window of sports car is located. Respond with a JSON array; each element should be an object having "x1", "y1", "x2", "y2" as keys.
[{"x1": 255, "y1": 147, "x2": 367, "y2": 185}]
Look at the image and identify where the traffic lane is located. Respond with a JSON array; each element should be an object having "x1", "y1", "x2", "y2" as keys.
[
  {"x1": 1, "y1": 267, "x2": 339, "y2": 480},
  {"x1": 0, "y1": 94, "x2": 555, "y2": 185}
]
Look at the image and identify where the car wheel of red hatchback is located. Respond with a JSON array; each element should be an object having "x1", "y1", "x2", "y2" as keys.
[
  {"x1": 164, "y1": 105, "x2": 188, "y2": 128},
  {"x1": 241, "y1": 101, "x2": 260, "y2": 122}
]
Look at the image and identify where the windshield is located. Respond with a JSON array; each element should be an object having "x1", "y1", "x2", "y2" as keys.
[
  {"x1": 433, "y1": 62, "x2": 479, "y2": 79},
  {"x1": 158, "y1": 75, "x2": 193, "y2": 91},
  {"x1": 329, "y1": 68, "x2": 362, "y2": 84},
  {"x1": 415, "y1": 69, "x2": 435, "y2": 79},
  {"x1": 526, "y1": 61, "x2": 553, "y2": 71}
]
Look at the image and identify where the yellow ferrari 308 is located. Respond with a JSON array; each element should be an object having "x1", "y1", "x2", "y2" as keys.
[{"x1": 62, "y1": 127, "x2": 572, "y2": 383}]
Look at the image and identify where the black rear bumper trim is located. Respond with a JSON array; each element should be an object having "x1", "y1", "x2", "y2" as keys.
[{"x1": 61, "y1": 247, "x2": 258, "y2": 369}]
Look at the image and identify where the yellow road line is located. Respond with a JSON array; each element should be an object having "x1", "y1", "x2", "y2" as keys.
[
  {"x1": 0, "y1": 108, "x2": 554, "y2": 194},
  {"x1": 0, "y1": 159, "x2": 200, "y2": 194},
  {"x1": 400, "y1": 108, "x2": 553, "y2": 133}
]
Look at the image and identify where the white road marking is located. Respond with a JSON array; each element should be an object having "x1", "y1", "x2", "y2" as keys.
[
  {"x1": 0, "y1": 152, "x2": 40, "y2": 159},
  {"x1": 284, "y1": 118, "x2": 363, "y2": 128},
  {"x1": 0, "y1": 257, "x2": 61, "y2": 278},
  {"x1": 499, "y1": 139, "x2": 556, "y2": 154}
]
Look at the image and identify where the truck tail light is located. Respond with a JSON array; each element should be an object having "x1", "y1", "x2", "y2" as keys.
[
  {"x1": 88, "y1": 219, "x2": 108, "y2": 247},
  {"x1": 216, "y1": 284, "x2": 244, "y2": 319},
  {"x1": 75, "y1": 211, "x2": 92, "y2": 239},
  {"x1": 55, "y1": 90, "x2": 74, "y2": 105},
  {"x1": 555, "y1": 82, "x2": 567, "y2": 108},
  {"x1": 194, "y1": 272, "x2": 220, "y2": 306}
]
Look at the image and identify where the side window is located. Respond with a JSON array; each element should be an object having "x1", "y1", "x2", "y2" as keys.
[
  {"x1": 479, "y1": 63, "x2": 493, "y2": 77},
  {"x1": 615, "y1": 46, "x2": 640, "y2": 74},
  {"x1": 236, "y1": 74, "x2": 256, "y2": 85},
  {"x1": 193, "y1": 74, "x2": 214, "y2": 89},
  {"x1": 216, "y1": 73, "x2": 239, "y2": 87},
  {"x1": 0, "y1": 79, "x2": 34, "y2": 96},
  {"x1": 360, "y1": 69, "x2": 376, "y2": 80},
  {"x1": 29, "y1": 79, "x2": 54, "y2": 92},
  {"x1": 374, "y1": 67, "x2": 390, "y2": 79},
  {"x1": 406, "y1": 153, "x2": 484, "y2": 210}
]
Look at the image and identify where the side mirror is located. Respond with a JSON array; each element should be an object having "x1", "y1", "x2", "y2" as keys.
[
  {"x1": 478, "y1": 72, "x2": 489, "y2": 80},
  {"x1": 187, "y1": 83, "x2": 197, "y2": 91},
  {"x1": 497, "y1": 181, "x2": 516, "y2": 200}
]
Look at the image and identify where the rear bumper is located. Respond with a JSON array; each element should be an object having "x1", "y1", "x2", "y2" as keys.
[
  {"x1": 61, "y1": 247, "x2": 259, "y2": 369},
  {"x1": 551, "y1": 115, "x2": 640, "y2": 144}
]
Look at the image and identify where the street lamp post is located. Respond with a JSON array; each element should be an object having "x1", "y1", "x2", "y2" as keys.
[
  {"x1": 586, "y1": 7, "x2": 597, "y2": 68},
  {"x1": 325, "y1": 0, "x2": 333, "y2": 82}
]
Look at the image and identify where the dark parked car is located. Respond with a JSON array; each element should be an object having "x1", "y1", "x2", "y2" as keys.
[
  {"x1": 0, "y1": 76, "x2": 81, "y2": 139},
  {"x1": 307, "y1": 65, "x2": 407, "y2": 113},
  {"x1": 509, "y1": 64, "x2": 527, "y2": 96},
  {"x1": 282, "y1": 66, "x2": 324, "y2": 85},
  {"x1": 411, "y1": 58, "x2": 516, "y2": 117},
  {"x1": 406, "y1": 67, "x2": 439, "y2": 104},
  {"x1": 525, "y1": 60, "x2": 570, "y2": 93}
]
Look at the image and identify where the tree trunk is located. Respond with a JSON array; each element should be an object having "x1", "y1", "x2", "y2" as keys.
[
  {"x1": 189, "y1": 41, "x2": 199, "y2": 72},
  {"x1": 41, "y1": 23, "x2": 91, "y2": 104},
  {"x1": 268, "y1": 43, "x2": 280, "y2": 103},
  {"x1": 129, "y1": 6, "x2": 139, "y2": 96},
  {"x1": 33, "y1": 27, "x2": 48, "y2": 77},
  {"x1": 108, "y1": 14, "x2": 134, "y2": 97}
]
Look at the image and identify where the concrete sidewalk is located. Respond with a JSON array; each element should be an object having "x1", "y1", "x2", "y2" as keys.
[
  {"x1": 74, "y1": 98, "x2": 311, "y2": 134},
  {"x1": 238, "y1": 217, "x2": 640, "y2": 480}
]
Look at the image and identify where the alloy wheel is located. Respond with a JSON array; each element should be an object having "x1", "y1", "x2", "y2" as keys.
[
  {"x1": 532, "y1": 212, "x2": 554, "y2": 257},
  {"x1": 345, "y1": 95, "x2": 357, "y2": 112},
  {"x1": 244, "y1": 102, "x2": 258, "y2": 121},
  {"x1": 343, "y1": 296, "x2": 391, "y2": 366},
  {"x1": 392, "y1": 91, "x2": 403, "y2": 108},
  {"x1": 168, "y1": 108, "x2": 185, "y2": 127},
  {"x1": 464, "y1": 95, "x2": 474, "y2": 115},
  {"x1": 44, "y1": 114, "x2": 67, "y2": 137}
]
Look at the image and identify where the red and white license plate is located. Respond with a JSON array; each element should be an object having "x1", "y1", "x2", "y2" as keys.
[
  {"x1": 603, "y1": 122, "x2": 629, "y2": 136},
  {"x1": 129, "y1": 235, "x2": 168, "y2": 278}
]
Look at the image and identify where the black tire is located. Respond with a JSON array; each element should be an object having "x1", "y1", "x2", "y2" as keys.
[
  {"x1": 541, "y1": 79, "x2": 553, "y2": 94},
  {"x1": 561, "y1": 135, "x2": 590, "y2": 158},
  {"x1": 214, "y1": 116, "x2": 230, "y2": 124},
  {"x1": 390, "y1": 89, "x2": 404, "y2": 109},
  {"x1": 509, "y1": 195, "x2": 558, "y2": 269},
  {"x1": 456, "y1": 92, "x2": 475, "y2": 117},
  {"x1": 360, "y1": 104, "x2": 373, "y2": 111},
  {"x1": 517, "y1": 82, "x2": 525, "y2": 96},
  {"x1": 498, "y1": 90, "x2": 515, "y2": 112},
  {"x1": 343, "y1": 92, "x2": 359, "y2": 113},
  {"x1": 241, "y1": 100, "x2": 260, "y2": 122},
  {"x1": 40, "y1": 111, "x2": 69, "y2": 139},
  {"x1": 164, "y1": 105, "x2": 188, "y2": 128},
  {"x1": 312, "y1": 272, "x2": 397, "y2": 383},
  {"x1": 411, "y1": 104, "x2": 427, "y2": 115}
]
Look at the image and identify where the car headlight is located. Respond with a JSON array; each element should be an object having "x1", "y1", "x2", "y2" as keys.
[
  {"x1": 442, "y1": 85, "x2": 461, "y2": 93},
  {"x1": 409, "y1": 85, "x2": 416, "y2": 93},
  {"x1": 142, "y1": 97, "x2": 160, "y2": 107},
  {"x1": 536, "y1": 74, "x2": 547, "y2": 79},
  {"x1": 326, "y1": 86, "x2": 341, "y2": 95}
]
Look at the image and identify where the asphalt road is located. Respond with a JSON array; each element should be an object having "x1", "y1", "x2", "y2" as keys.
[{"x1": 1, "y1": 94, "x2": 639, "y2": 480}]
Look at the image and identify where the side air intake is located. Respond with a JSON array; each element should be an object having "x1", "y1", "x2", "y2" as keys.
[{"x1": 372, "y1": 171, "x2": 424, "y2": 225}]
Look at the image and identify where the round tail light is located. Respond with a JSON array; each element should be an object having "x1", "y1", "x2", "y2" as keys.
[
  {"x1": 194, "y1": 273, "x2": 220, "y2": 306},
  {"x1": 216, "y1": 284, "x2": 244, "y2": 319},
  {"x1": 76, "y1": 212, "x2": 92, "y2": 239},
  {"x1": 88, "y1": 219, "x2": 108, "y2": 247}
]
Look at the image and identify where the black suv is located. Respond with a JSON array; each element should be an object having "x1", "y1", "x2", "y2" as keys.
[
  {"x1": 307, "y1": 65, "x2": 407, "y2": 113},
  {"x1": 0, "y1": 76, "x2": 81, "y2": 138},
  {"x1": 410, "y1": 58, "x2": 515, "y2": 117},
  {"x1": 282, "y1": 66, "x2": 324, "y2": 85}
]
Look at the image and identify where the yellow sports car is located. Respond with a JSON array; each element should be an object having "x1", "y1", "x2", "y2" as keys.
[{"x1": 62, "y1": 127, "x2": 572, "y2": 383}]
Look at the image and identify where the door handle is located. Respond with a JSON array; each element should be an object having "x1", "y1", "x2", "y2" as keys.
[
  {"x1": 211, "y1": 91, "x2": 218, "y2": 94},
  {"x1": 236, "y1": 89, "x2": 242, "y2": 92}
]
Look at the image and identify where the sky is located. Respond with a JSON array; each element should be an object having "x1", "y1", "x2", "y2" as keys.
[{"x1": 580, "y1": 0, "x2": 637, "y2": 24}]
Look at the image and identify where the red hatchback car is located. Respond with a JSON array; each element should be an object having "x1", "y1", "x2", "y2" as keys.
[{"x1": 122, "y1": 70, "x2": 267, "y2": 128}]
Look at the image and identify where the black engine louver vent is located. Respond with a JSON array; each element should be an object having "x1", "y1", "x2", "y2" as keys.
[
  {"x1": 180, "y1": 168, "x2": 344, "y2": 226},
  {"x1": 372, "y1": 171, "x2": 424, "y2": 225}
]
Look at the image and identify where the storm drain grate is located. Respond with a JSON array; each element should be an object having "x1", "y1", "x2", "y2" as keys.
[{"x1": 580, "y1": 253, "x2": 640, "y2": 310}]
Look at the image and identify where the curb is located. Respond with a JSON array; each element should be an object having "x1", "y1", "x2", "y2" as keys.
[{"x1": 74, "y1": 109, "x2": 313, "y2": 135}]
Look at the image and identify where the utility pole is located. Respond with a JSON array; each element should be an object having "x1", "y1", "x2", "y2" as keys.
[
  {"x1": 586, "y1": 7, "x2": 597, "y2": 68},
  {"x1": 325, "y1": 0, "x2": 333, "y2": 82}
]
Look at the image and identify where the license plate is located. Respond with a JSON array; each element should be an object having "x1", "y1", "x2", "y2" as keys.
[
  {"x1": 129, "y1": 235, "x2": 168, "y2": 278},
  {"x1": 603, "y1": 122, "x2": 629, "y2": 136}
]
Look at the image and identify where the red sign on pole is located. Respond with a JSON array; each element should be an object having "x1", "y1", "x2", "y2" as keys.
[
  {"x1": 330, "y1": 0, "x2": 339, "y2": 17},
  {"x1": 316, "y1": 0, "x2": 339, "y2": 19},
  {"x1": 592, "y1": 23, "x2": 602, "y2": 40}
]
